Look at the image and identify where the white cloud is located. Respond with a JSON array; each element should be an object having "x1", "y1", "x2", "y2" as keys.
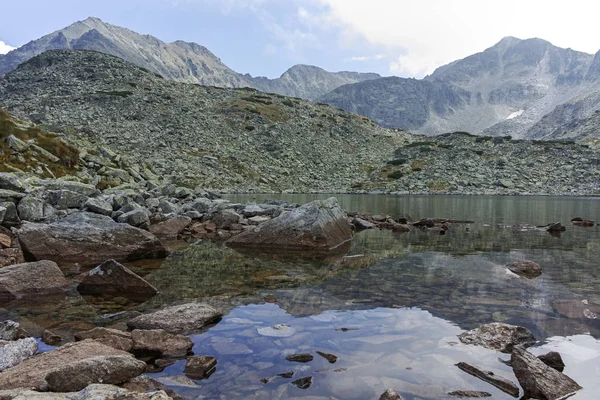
[
  {"x1": 0, "y1": 41, "x2": 15, "y2": 55},
  {"x1": 344, "y1": 54, "x2": 386, "y2": 62},
  {"x1": 315, "y1": 0, "x2": 600, "y2": 77}
]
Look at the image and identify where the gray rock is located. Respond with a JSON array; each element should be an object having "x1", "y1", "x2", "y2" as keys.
[
  {"x1": 456, "y1": 362, "x2": 520, "y2": 397},
  {"x1": 158, "y1": 200, "x2": 179, "y2": 214},
  {"x1": 496, "y1": 179, "x2": 515, "y2": 189},
  {"x1": 184, "y1": 355, "x2": 217, "y2": 380},
  {"x1": 507, "y1": 260, "x2": 542, "y2": 278},
  {"x1": 117, "y1": 208, "x2": 150, "y2": 229},
  {"x1": 7, "y1": 135, "x2": 28, "y2": 152},
  {"x1": 17, "y1": 212, "x2": 167, "y2": 266},
  {"x1": 17, "y1": 196, "x2": 46, "y2": 222},
  {"x1": 0, "y1": 338, "x2": 38, "y2": 372},
  {"x1": 188, "y1": 198, "x2": 213, "y2": 214},
  {"x1": 0, "y1": 173, "x2": 27, "y2": 192},
  {"x1": 0, "y1": 202, "x2": 20, "y2": 227},
  {"x1": 0, "y1": 321, "x2": 26, "y2": 341},
  {"x1": 83, "y1": 197, "x2": 113, "y2": 216},
  {"x1": 0, "y1": 190, "x2": 26, "y2": 203},
  {"x1": 77, "y1": 259, "x2": 158, "y2": 300},
  {"x1": 511, "y1": 345, "x2": 581, "y2": 400},
  {"x1": 149, "y1": 216, "x2": 191, "y2": 236},
  {"x1": 212, "y1": 209, "x2": 240, "y2": 229},
  {"x1": 0, "y1": 260, "x2": 68, "y2": 303},
  {"x1": 379, "y1": 389, "x2": 403, "y2": 400},
  {"x1": 44, "y1": 355, "x2": 146, "y2": 392},
  {"x1": 248, "y1": 215, "x2": 270, "y2": 225},
  {"x1": 458, "y1": 323, "x2": 536, "y2": 353},
  {"x1": 353, "y1": 217, "x2": 376, "y2": 229},
  {"x1": 45, "y1": 190, "x2": 88, "y2": 210},
  {"x1": 241, "y1": 203, "x2": 267, "y2": 217},
  {"x1": 227, "y1": 197, "x2": 353, "y2": 250},
  {"x1": 131, "y1": 329, "x2": 193, "y2": 357},
  {"x1": 74, "y1": 328, "x2": 133, "y2": 353},
  {"x1": 127, "y1": 302, "x2": 221, "y2": 334}
]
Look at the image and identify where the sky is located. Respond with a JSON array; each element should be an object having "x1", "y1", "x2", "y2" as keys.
[{"x1": 1, "y1": 0, "x2": 599, "y2": 78}]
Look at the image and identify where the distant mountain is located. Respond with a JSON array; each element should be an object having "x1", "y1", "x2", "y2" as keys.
[
  {"x1": 320, "y1": 37, "x2": 600, "y2": 139},
  {"x1": 0, "y1": 17, "x2": 380, "y2": 100}
]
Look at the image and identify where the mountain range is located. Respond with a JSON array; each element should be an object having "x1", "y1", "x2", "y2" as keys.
[{"x1": 2, "y1": 17, "x2": 600, "y2": 140}]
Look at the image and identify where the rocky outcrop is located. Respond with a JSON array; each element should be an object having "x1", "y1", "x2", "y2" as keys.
[
  {"x1": 77, "y1": 259, "x2": 158, "y2": 300},
  {"x1": 127, "y1": 302, "x2": 221, "y2": 334},
  {"x1": 458, "y1": 323, "x2": 536, "y2": 353},
  {"x1": 0, "y1": 338, "x2": 38, "y2": 372},
  {"x1": 17, "y1": 212, "x2": 166, "y2": 266},
  {"x1": 511, "y1": 346, "x2": 581, "y2": 400},
  {"x1": 227, "y1": 197, "x2": 353, "y2": 251},
  {"x1": 44, "y1": 355, "x2": 146, "y2": 392},
  {"x1": 0, "y1": 260, "x2": 68, "y2": 303},
  {"x1": 0, "y1": 339, "x2": 131, "y2": 390}
]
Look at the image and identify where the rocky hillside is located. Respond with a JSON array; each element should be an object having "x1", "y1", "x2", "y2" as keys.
[
  {"x1": 0, "y1": 50, "x2": 406, "y2": 193},
  {"x1": 320, "y1": 37, "x2": 600, "y2": 140},
  {"x1": 0, "y1": 17, "x2": 379, "y2": 100}
]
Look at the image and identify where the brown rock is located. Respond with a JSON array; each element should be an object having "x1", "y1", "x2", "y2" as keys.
[
  {"x1": 184, "y1": 355, "x2": 217, "y2": 380},
  {"x1": 291, "y1": 376, "x2": 312, "y2": 389},
  {"x1": 77, "y1": 259, "x2": 158, "y2": 301},
  {"x1": 316, "y1": 351, "x2": 337, "y2": 363},
  {"x1": 149, "y1": 216, "x2": 192, "y2": 237},
  {"x1": 571, "y1": 217, "x2": 594, "y2": 227},
  {"x1": 0, "y1": 248, "x2": 25, "y2": 267},
  {"x1": 507, "y1": 261, "x2": 542, "y2": 278},
  {"x1": 131, "y1": 329, "x2": 193, "y2": 357},
  {"x1": 511, "y1": 345, "x2": 581, "y2": 400},
  {"x1": 285, "y1": 353, "x2": 313, "y2": 363},
  {"x1": 447, "y1": 391, "x2": 491, "y2": 398},
  {"x1": 458, "y1": 322, "x2": 536, "y2": 353},
  {"x1": 0, "y1": 260, "x2": 68, "y2": 303},
  {"x1": 226, "y1": 197, "x2": 353, "y2": 251},
  {"x1": 42, "y1": 330, "x2": 61, "y2": 346},
  {"x1": 127, "y1": 302, "x2": 221, "y2": 334},
  {"x1": 456, "y1": 362, "x2": 520, "y2": 397},
  {"x1": 17, "y1": 212, "x2": 167, "y2": 266},
  {"x1": 44, "y1": 355, "x2": 146, "y2": 392},
  {"x1": 74, "y1": 327, "x2": 133, "y2": 352},
  {"x1": 0, "y1": 234, "x2": 11, "y2": 249},
  {"x1": 122, "y1": 375, "x2": 186, "y2": 400},
  {"x1": 379, "y1": 389, "x2": 403, "y2": 400},
  {"x1": 0, "y1": 339, "x2": 131, "y2": 390},
  {"x1": 552, "y1": 299, "x2": 600, "y2": 319},
  {"x1": 538, "y1": 351, "x2": 565, "y2": 372}
]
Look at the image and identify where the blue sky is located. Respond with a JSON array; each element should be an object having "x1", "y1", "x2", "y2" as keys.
[{"x1": 1, "y1": 0, "x2": 599, "y2": 79}]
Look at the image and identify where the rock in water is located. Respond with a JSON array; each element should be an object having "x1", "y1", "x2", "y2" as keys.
[
  {"x1": 0, "y1": 260, "x2": 68, "y2": 303},
  {"x1": 74, "y1": 327, "x2": 133, "y2": 352},
  {"x1": 507, "y1": 261, "x2": 542, "y2": 278},
  {"x1": 127, "y1": 302, "x2": 221, "y2": 334},
  {"x1": 131, "y1": 329, "x2": 194, "y2": 357},
  {"x1": 184, "y1": 355, "x2": 217, "y2": 380},
  {"x1": 77, "y1": 259, "x2": 158, "y2": 300},
  {"x1": 0, "y1": 338, "x2": 38, "y2": 372},
  {"x1": 538, "y1": 351, "x2": 565, "y2": 372},
  {"x1": 511, "y1": 345, "x2": 581, "y2": 400},
  {"x1": 0, "y1": 339, "x2": 131, "y2": 390},
  {"x1": 458, "y1": 322, "x2": 536, "y2": 353},
  {"x1": 17, "y1": 212, "x2": 167, "y2": 266},
  {"x1": 44, "y1": 355, "x2": 146, "y2": 392},
  {"x1": 226, "y1": 197, "x2": 352, "y2": 251},
  {"x1": 379, "y1": 389, "x2": 403, "y2": 399},
  {"x1": 455, "y1": 362, "x2": 520, "y2": 397}
]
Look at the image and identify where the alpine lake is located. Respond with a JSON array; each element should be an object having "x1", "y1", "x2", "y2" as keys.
[{"x1": 5, "y1": 194, "x2": 600, "y2": 399}]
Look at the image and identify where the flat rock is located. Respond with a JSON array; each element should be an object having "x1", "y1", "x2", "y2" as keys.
[
  {"x1": 0, "y1": 261, "x2": 68, "y2": 303},
  {"x1": 74, "y1": 327, "x2": 133, "y2": 352},
  {"x1": 117, "y1": 208, "x2": 150, "y2": 229},
  {"x1": 184, "y1": 355, "x2": 217, "y2": 380},
  {"x1": 44, "y1": 355, "x2": 146, "y2": 392},
  {"x1": 83, "y1": 197, "x2": 113, "y2": 216},
  {"x1": 511, "y1": 345, "x2": 581, "y2": 400},
  {"x1": 0, "y1": 338, "x2": 38, "y2": 372},
  {"x1": 17, "y1": 212, "x2": 167, "y2": 266},
  {"x1": 0, "y1": 339, "x2": 130, "y2": 390},
  {"x1": 285, "y1": 353, "x2": 314, "y2": 363},
  {"x1": 507, "y1": 261, "x2": 542, "y2": 278},
  {"x1": 227, "y1": 197, "x2": 352, "y2": 250},
  {"x1": 316, "y1": 351, "x2": 337, "y2": 363},
  {"x1": 458, "y1": 322, "x2": 536, "y2": 353},
  {"x1": 447, "y1": 391, "x2": 491, "y2": 398},
  {"x1": 127, "y1": 302, "x2": 221, "y2": 334},
  {"x1": 149, "y1": 216, "x2": 192, "y2": 236},
  {"x1": 131, "y1": 329, "x2": 193, "y2": 357},
  {"x1": 77, "y1": 259, "x2": 158, "y2": 301},
  {"x1": 456, "y1": 362, "x2": 520, "y2": 397}
]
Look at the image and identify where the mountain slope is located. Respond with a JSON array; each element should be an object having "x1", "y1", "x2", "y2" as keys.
[
  {"x1": 320, "y1": 37, "x2": 600, "y2": 139},
  {"x1": 0, "y1": 17, "x2": 380, "y2": 100},
  {"x1": 0, "y1": 50, "x2": 405, "y2": 192}
]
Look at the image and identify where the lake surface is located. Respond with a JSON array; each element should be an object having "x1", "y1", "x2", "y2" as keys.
[{"x1": 5, "y1": 195, "x2": 600, "y2": 399}]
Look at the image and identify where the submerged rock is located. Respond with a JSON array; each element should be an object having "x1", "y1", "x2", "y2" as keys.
[
  {"x1": 511, "y1": 345, "x2": 581, "y2": 400},
  {"x1": 184, "y1": 355, "x2": 217, "y2": 380},
  {"x1": 285, "y1": 353, "x2": 314, "y2": 363},
  {"x1": 127, "y1": 302, "x2": 221, "y2": 334},
  {"x1": 0, "y1": 260, "x2": 68, "y2": 303},
  {"x1": 456, "y1": 362, "x2": 520, "y2": 397},
  {"x1": 17, "y1": 212, "x2": 167, "y2": 266},
  {"x1": 226, "y1": 197, "x2": 352, "y2": 251},
  {"x1": 316, "y1": 351, "x2": 337, "y2": 363},
  {"x1": 291, "y1": 376, "x2": 313, "y2": 389},
  {"x1": 44, "y1": 355, "x2": 146, "y2": 392},
  {"x1": 0, "y1": 338, "x2": 38, "y2": 372},
  {"x1": 77, "y1": 259, "x2": 158, "y2": 301},
  {"x1": 507, "y1": 260, "x2": 542, "y2": 278},
  {"x1": 458, "y1": 322, "x2": 536, "y2": 353}
]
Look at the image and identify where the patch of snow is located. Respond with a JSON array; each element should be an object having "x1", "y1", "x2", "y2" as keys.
[{"x1": 506, "y1": 110, "x2": 524, "y2": 120}]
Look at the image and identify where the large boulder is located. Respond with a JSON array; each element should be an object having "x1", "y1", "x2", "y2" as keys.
[
  {"x1": 45, "y1": 190, "x2": 88, "y2": 210},
  {"x1": 0, "y1": 261, "x2": 68, "y2": 303},
  {"x1": 77, "y1": 259, "x2": 158, "y2": 300},
  {"x1": 511, "y1": 346, "x2": 581, "y2": 400},
  {"x1": 131, "y1": 329, "x2": 194, "y2": 357},
  {"x1": 16, "y1": 196, "x2": 46, "y2": 222},
  {"x1": 0, "y1": 173, "x2": 27, "y2": 192},
  {"x1": 117, "y1": 208, "x2": 150, "y2": 229},
  {"x1": 149, "y1": 216, "x2": 192, "y2": 237},
  {"x1": 17, "y1": 212, "x2": 167, "y2": 266},
  {"x1": 83, "y1": 197, "x2": 113, "y2": 216},
  {"x1": 0, "y1": 338, "x2": 38, "y2": 372},
  {"x1": 44, "y1": 355, "x2": 146, "y2": 392},
  {"x1": 74, "y1": 327, "x2": 133, "y2": 352},
  {"x1": 127, "y1": 302, "x2": 221, "y2": 334},
  {"x1": 458, "y1": 323, "x2": 536, "y2": 353},
  {"x1": 0, "y1": 340, "x2": 130, "y2": 390},
  {"x1": 226, "y1": 197, "x2": 353, "y2": 250}
]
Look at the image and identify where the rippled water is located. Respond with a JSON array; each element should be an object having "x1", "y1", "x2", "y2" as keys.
[{"x1": 3, "y1": 195, "x2": 600, "y2": 399}]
